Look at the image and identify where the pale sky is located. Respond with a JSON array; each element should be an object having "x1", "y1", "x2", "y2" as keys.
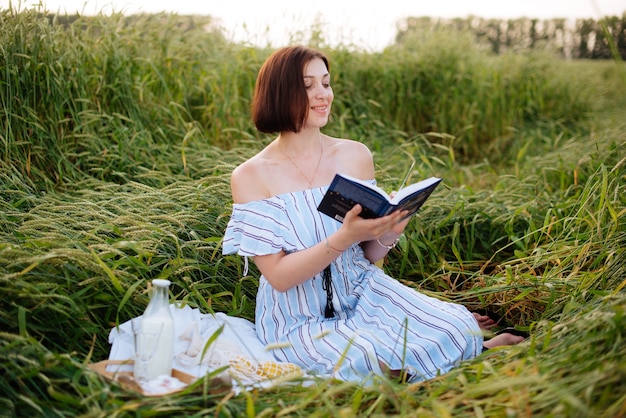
[{"x1": 5, "y1": 0, "x2": 625, "y2": 50}]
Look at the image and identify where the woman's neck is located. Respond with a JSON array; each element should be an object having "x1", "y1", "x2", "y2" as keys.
[{"x1": 277, "y1": 130, "x2": 323, "y2": 156}]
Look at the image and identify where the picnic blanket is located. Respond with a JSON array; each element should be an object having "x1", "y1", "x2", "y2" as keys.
[{"x1": 108, "y1": 304, "x2": 306, "y2": 390}]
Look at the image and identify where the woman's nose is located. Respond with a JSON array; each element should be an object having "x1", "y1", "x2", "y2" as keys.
[{"x1": 314, "y1": 85, "x2": 328, "y2": 98}]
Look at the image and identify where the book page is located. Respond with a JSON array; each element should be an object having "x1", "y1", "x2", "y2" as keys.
[{"x1": 389, "y1": 177, "x2": 441, "y2": 205}]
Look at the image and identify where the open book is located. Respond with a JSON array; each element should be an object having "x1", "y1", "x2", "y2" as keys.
[{"x1": 317, "y1": 173, "x2": 442, "y2": 222}]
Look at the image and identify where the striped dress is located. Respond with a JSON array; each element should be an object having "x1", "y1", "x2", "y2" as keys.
[{"x1": 222, "y1": 185, "x2": 483, "y2": 384}]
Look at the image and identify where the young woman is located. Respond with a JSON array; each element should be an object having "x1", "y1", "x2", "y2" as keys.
[{"x1": 222, "y1": 45, "x2": 523, "y2": 384}]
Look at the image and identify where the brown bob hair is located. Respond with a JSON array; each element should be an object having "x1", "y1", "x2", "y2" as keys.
[{"x1": 252, "y1": 46, "x2": 330, "y2": 134}]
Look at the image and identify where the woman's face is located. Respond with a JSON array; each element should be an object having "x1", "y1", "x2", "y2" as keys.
[{"x1": 303, "y1": 57, "x2": 333, "y2": 129}]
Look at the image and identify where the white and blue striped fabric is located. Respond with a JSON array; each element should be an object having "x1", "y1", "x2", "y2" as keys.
[{"x1": 223, "y1": 186, "x2": 483, "y2": 384}]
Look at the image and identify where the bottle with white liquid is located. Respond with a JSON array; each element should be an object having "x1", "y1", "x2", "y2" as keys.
[{"x1": 134, "y1": 279, "x2": 175, "y2": 382}]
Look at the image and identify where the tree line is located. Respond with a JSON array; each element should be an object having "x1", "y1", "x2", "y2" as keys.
[{"x1": 395, "y1": 14, "x2": 626, "y2": 59}]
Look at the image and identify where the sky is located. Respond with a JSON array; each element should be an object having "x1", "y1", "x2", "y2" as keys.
[{"x1": 5, "y1": 0, "x2": 626, "y2": 50}]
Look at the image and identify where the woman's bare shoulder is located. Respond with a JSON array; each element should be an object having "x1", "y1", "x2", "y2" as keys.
[
  {"x1": 230, "y1": 153, "x2": 273, "y2": 203},
  {"x1": 328, "y1": 136, "x2": 371, "y2": 154},
  {"x1": 325, "y1": 136, "x2": 374, "y2": 178}
]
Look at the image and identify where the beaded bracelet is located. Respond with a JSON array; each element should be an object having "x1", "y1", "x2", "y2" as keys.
[{"x1": 376, "y1": 237, "x2": 399, "y2": 250}]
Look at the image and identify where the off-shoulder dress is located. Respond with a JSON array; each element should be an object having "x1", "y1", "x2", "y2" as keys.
[{"x1": 222, "y1": 185, "x2": 483, "y2": 383}]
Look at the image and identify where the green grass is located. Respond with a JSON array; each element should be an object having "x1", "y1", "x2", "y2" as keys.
[{"x1": 1, "y1": 5, "x2": 625, "y2": 417}]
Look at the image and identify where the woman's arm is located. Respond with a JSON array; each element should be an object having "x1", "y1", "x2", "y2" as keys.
[
  {"x1": 360, "y1": 217, "x2": 409, "y2": 264},
  {"x1": 254, "y1": 205, "x2": 409, "y2": 292},
  {"x1": 252, "y1": 233, "x2": 344, "y2": 293}
]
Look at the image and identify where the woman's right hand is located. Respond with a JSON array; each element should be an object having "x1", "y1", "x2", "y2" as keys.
[{"x1": 334, "y1": 204, "x2": 409, "y2": 249}]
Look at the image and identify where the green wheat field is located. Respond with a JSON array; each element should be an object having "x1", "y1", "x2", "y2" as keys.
[{"x1": 1, "y1": 8, "x2": 625, "y2": 418}]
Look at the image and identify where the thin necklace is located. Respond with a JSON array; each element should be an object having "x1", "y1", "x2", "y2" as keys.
[{"x1": 279, "y1": 136, "x2": 323, "y2": 188}]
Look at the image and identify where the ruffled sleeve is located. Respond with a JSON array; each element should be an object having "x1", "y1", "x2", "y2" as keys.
[{"x1": 222, "y1": 198, "x2": 296, "y2": 257}]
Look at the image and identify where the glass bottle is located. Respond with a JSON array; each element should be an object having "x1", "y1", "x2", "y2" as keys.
[{"x1": 133, "y1": 279, "x2": 175, "y2": 382}]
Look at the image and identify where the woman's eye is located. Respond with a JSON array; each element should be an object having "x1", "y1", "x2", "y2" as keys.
[{"x1": 304, "y1": 82, "x2": 331, "y2": 89}]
